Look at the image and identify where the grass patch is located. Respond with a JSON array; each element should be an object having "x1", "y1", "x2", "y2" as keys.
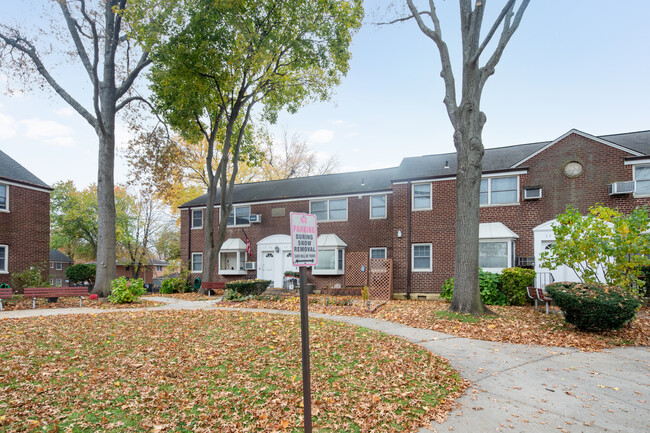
[
  {"x1": 433, "y1": 310, "x2": 489, "y2": 323},
  {"x1": 0, "y1": 310, "x2": 465, "y2": 432}
]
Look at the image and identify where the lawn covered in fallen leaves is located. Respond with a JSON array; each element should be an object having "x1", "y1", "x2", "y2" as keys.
[
  {"x1": 0, "y1": 310, "x2": 466, "y2": 432},
  {"x1": 218, "y1": 297, "x2": 650, "y2": 351}
]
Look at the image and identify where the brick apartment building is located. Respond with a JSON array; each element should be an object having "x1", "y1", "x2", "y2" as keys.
[
  {"x1": 179, "y1": 129, "x2": 650, "y2": 297},
  {"x1": 49, "y1": 249, "x2": 74, "y2": 286},
  {"x1": 0, "y1": 149, "x2": 52, "y2": 285}
]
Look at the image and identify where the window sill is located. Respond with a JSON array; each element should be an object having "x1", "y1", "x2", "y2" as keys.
[
  {"x1": 226, "y1": 224, "x2": 251, "y2": 228},
  {"x1": 369, "y1": 216, "x2": 387, "y2": 220},
  {"x1": 479, "y1": 202, "x2": 520, "y2": 208},
  {"x1": 312, "y1": 270, "x2": 344, "y2": 276},
  {"x1": 0, "y1": 209, "x2": 9, "y2": 213},
  {"x1": 411, "y1": 268, "x2": 432, "y2": 273},
  {"x1": 191, "y1": 270, "x2": 202, "y2": 274},
  {"x1": 411, "y1": 207, "x2": 432, "y2": 212},
  {"x1": 219, "y1": 270, "x2": 247, "y2": 275},
  {"x1": 315, "y1": 219, "x2": 348, "y2": 223},
  {"x1": 191, "y1": 226, "x2": 203, "y2": 230}
]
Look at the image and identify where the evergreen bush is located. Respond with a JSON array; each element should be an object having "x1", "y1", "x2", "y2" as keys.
[{"x1": 546, "y1": 282, "x2": 640, "y2": 331}]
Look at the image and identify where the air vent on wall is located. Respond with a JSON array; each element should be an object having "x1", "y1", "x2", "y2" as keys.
[
  {"x1": 523, "y1": 186, "x2": 542, "y2": 200},
  {"x1": 608, "y1": 181, "x2": 635, "y2": 195},
  {"x1": 244, "y1": 262, "x2": 256, "y2": 270}
]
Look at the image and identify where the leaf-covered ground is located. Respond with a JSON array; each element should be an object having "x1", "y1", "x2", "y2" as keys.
[
  {"x1": 0, "y1": 310, "x2": 466, "y2": 432},
  {"x1": 218, "y1": 297, "x2": 650, "y2": 351},
  {"x1": 147, "y1": 293, "x2": 218, "y2": 301},
  {"x1": 0, "y1": 297, "x2": 163, "y2": 311}
]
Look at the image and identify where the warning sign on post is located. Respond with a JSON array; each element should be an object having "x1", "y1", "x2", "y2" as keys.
[{"x1": 290, "y1": 212, "x2": 318, "y2": 267}]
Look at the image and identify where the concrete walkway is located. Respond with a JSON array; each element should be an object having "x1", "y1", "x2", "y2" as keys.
[{"x1": 1, "y1": 298, "x2": 648, "y2": 433}]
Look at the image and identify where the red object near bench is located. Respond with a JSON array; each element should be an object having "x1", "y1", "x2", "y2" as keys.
[
  {"x1": 24, "y1": 287, "x2": 89, "y2": 308},
  {"x1": 201, "y1": 282, "x2": 226, "y2": 296},
  {"x1": 0, "y1": 287, "x2": 12, "y2": 311},
  {"x1": 527, "y1": 287, "x2": 552, "y2": 314}
]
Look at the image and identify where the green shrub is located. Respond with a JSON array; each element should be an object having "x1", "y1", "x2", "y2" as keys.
[
  {"x1": 11, "y1": 263, "x2": 49, "y2": 293},
  {"x1": 500, "y1": 267, "x2": 536, "y2": 306},
  {"x1": 65, "y1": 263, "x2": 96, "y2": 287},
  {"x1": 440, "y1": 269, "x2": 507, "y2": 305},
  {"x1": 108, "y1": 277, "x2": 146, "y2": 304},
  {"x1": 225, "y1": 279, "x2": 272, "y2": 298},
  {"x1": 546, "y1": 282, "x2": 640, "y2": 331},
  {"x1": 160, "y1": 277, "x2": 190, "y2": 294}
]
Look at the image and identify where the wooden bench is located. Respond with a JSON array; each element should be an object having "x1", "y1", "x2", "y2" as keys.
[
  {"x1": 0, "y1": 287, "x2": 12, "y2": 311},
  {"x1": 201, "y1": 282, "x2": 226, "y2": 296},
  {"x1": 527, "y1": 287, "x2": 552, "y2": 314},
  {"x1": 24, "y1": 287, "x2": 89, "y2": 309}
]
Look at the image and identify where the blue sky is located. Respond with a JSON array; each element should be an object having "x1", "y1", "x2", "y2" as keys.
[{"x1": 1, "y1": 0, "x2": 649, "y2": 189}]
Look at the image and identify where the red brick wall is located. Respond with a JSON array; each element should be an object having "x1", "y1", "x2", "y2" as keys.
[
  {"x1": 179, "y1": 132, "x2": 650, "y2": 295},
  {"x1": 48, "y1": 262, "x2": 72, "y2": 286},
  {"x1": 181, "y1": 193, "x2": 394, "y2": 288},
  {"x1": 0, "y1": 184, "x2": 50, "y2": 285}
]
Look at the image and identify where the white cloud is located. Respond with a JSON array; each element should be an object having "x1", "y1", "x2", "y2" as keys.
[
  {"x1": 54, "y1": 106, "x2": 75, "y2": 116},
  {"x1": 0, "y1": 113, "x2": 18, "y2": 140},
  {"x1": 20, "y1": 118, "x2": 76, "y2": 147},
  {"x1": 344, "y1": 132, "x2": 359, "y2": 138},
  {"x1": 332, "y1": 119, "x2": 345, "y2": 125},
  {"x1": 22, "y1": 118, "x2": 74, "y2": 139},
  {"x1": 308, "y1": 129, "x2": 334, "y2": 144}
]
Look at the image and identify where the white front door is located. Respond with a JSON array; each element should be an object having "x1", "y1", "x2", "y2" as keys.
[
  {"x1": 256, "y1": 234, "x2": 295, "y2": 288},
  {"x1": 261, "y1": 251, "x2": 276, "y2": 284}
]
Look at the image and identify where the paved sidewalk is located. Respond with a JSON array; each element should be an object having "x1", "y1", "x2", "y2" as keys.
[{"x1": 1, "y1": 299, "x2": 648, "y2": 433}]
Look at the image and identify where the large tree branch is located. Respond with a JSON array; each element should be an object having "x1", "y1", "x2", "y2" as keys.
[
  {"x1": 469, "y1": 0, "x2": 516, "y2": 65},
  {"x1": 116, "y1": 52, "x2": 151, "y2": 99},
  {"x1": 58, "y1": 0, "x2": 95, "y2": 83},
  {"x1": 0, "y1": 29, "x2": 98, "y2": 129},
  {"x1": 405, "y1": 0, "x2": 458, "y2": 124},
  {"x1": 480, "y1": 0, "x2": 531, "y2": 84}
]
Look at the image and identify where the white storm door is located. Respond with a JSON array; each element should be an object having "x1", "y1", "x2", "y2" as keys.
[{"x1": 261, "y1": 251, "x2": 275, "y2": 283}]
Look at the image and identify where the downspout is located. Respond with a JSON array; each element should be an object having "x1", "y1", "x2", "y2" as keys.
[
  {"x1": 406, "y1": 181, "x2": 412, "y2": 299},
  {"x1": 187, "y1": 207, "x2": 192, "y2": 271}
]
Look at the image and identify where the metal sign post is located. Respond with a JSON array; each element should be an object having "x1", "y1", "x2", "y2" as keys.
[{"x1": 290, "y1": 212, "x2": 318, "y2": 433}]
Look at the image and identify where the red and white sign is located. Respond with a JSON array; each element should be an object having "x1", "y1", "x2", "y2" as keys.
[{"x1": 290, "y1": 212, "x2": 318, "y2": 267}]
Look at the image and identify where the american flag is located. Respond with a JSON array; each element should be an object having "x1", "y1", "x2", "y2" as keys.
[{"x1": 242, "y1": 228, "x2": 252, "y2": 256}]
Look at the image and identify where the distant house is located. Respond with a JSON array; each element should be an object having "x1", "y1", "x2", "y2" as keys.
[
  {"x1": 0, "y1": 149, "x2": 52, "y2": 286},
  {"x1": 179, "y1": 129, "x2": 650, "y2": 298},
  {"x1": 114, "y1": 259, "x2": 170, "y2": 286},
  {"x1": 49, "y1": 249, "x2": 74, "y2": 287}
]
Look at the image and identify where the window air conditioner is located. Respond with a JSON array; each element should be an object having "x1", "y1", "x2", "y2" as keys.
[
  {"x1": 608, "y1": 181, "x2": 635, "y2": 195},
  {"x1": 523, "y1": 187, "x2": 542, "y2": 200},
  {"x1": 244, "y1": 261, "x2": 256, "y2": 270},
  {"x1": 249, "y1": 214, "x2": 262, "y2": 223}
]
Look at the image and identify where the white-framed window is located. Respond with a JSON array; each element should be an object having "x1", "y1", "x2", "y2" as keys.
[
  {"x1": 49, "y1": 278, "x2": 54, "y2": 286},
  {"x1": 55, "y1": 262, "x2": 62, "y2": 271},
  {"x1": 0, "y1": 184, "x2": 7, "y2": 212},
  {"x1": 0, "y1": 245, "x2": 7, "y2": 273},
  {"x1": 219, "y1": 250, "x2": 247, "y2": 275},
  {"x1": 156, "y1": 265, "x2": 163, "y2": 272},
  {"x1": 634, "y1": 165, "x2": 650, "y2": 195},
  {"x1": 480, "y1": 176, "x2": 518, "y2": 205},
  {"x1": 55, "y1": 278, "x2": 62, "y2": 287},
  {"x1": 191, "y1": 252, "x2": 203, "y2": 273},
  {"x1": 412, "y1": 243, "x2": 432, "y2": 272},
  {"x1": 370, "y1": 247, "x2": 387, "y2": 259},
  {"x1": 370, "y1": 195, "x2": 387, "y2": 219},
  {"x1": 412, "y1": 183, "x2": 431, "y2": 210},
  {"x1": 310, "y1": 198, "x2": 347, "y2": 222},
  {"x1": 191, "y1": 209, "x2": 203, "y2": 229},
  {"x1": 313, "y1": 248, "x2": 345, "y2": 275},
  {"x1": 226, "y1": 206, "x2": 251, "y2": 227},
  {"x1": 479, "y1": 240, "x2": 515, "y2": 271},
  {"x1": 50, "y1": 262, "x2": 54, "y2": 269}
]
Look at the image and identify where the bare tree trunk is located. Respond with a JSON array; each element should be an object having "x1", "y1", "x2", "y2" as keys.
[{"x1": 95, "y1": 131, "x2": 117, "y2": 297}]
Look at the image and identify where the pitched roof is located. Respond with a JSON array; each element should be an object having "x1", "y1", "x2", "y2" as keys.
[
  {"x1": 180, "y1": 166, "x2": 399, "y2": 208},
  {"x1": 50, "y1": 249, "x2": 74, "y2": 263},
  {"x1": 180, "y1": 129, "x2": 650, "y2": 207},
  {"x1": 0, "y1": 149, "x2": 52, "y2": 190}
]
